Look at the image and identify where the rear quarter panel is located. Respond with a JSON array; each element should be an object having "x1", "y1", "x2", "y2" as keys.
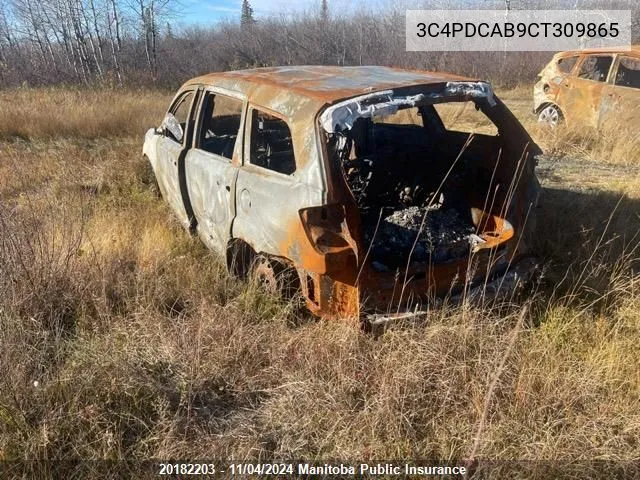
[{"x1": 230, "y1": 92, "x2": 328, "y2": 266}]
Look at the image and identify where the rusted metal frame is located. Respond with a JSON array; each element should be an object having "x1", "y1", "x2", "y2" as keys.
[
  {"x1": 324, "y1": 90, "x2": 535, "y2": 317},
  {"x1": 156, "y1": 69, "x2": 541, "y2": 321}
]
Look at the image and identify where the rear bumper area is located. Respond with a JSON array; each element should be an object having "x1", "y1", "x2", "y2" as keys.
[
  {"x1": 302, "y1": 255, "x2": 540, "y2": 324},
  {"x1": 365, "y1": 256, "x2": 539, "y2": 328},
  {"x1": 449, "y1": 255, "x2": 539, "y2": 303}
]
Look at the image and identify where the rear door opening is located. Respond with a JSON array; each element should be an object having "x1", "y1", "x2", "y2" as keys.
[{"x1": 320, "y1": 83, "x2": 536, "y2": 295}]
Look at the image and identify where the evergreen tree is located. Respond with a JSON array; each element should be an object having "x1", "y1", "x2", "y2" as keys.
[
  {"x1": 240, "y1": 0, "x2": 256, "y2": 28},
  {"x1": 320, "y1": 0, "x2": 328, "y2": 21}
]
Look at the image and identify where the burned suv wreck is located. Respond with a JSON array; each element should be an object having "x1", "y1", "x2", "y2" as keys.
[
  {"x1": 144, "y1": 66, "x2": 540, "y2": 322},
  {"x1": 534, "y1": 47, "x2": 640, "y2": 128}
]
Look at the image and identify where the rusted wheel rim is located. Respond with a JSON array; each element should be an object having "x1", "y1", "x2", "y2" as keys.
[{"x1": 253, "y1": 256, "x2": 279, "y2": 294}]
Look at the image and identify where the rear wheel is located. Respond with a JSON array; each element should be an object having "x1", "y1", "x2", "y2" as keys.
[
  {"x1": 537, "y1": 104, "x2": 562, "y2": 127},
  {"x1": 251, "y1": 254, "x2": 300, "y2": 298},
  {"x1": 227, "y1": 239, "x2": 254, "y2": 279},
  {"x1": 253, "y1": 255, "x2": 280, "y2": 294}
]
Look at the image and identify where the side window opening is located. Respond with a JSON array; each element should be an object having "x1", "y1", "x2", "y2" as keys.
[
  {"x1": 199, "y1": 93, "x2": 243, "y2": 159},
  {"x1": 249, "y1": 109, "x2": 296, "y2": 175},
  {"x1": 578, "y1": 55, "x2": 613, "y2": 82},
  {"x1": 615, "y1": 57, "x2": 640, "y2": 89},
  {"x1": 558, "y1": 55, "x2": 579, "y2": 74},
  {"x1": 167, "y1": 91, "x2": 193, "y2": 143}
]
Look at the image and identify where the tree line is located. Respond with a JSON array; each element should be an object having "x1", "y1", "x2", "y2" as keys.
[
  {"x1": 0, "y1": 0, "x2": 174, "y2": 85},
  {"x1": 0, "y1": 0, "x2": 637, "y2": 88}
]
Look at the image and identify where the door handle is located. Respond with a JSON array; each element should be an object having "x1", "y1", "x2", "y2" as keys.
[{"x1": 225, "y1": 185, "x2": 231, "y2": 191}]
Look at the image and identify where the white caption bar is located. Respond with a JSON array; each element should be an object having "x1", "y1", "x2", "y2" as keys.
[{"x1": 406, "y1": 10, "x2": 631, "y2": 52}]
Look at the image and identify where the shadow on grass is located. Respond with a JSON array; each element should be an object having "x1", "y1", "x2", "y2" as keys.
[{"x1": 533, "y1": 186, "x2": 639, "y2": 305}]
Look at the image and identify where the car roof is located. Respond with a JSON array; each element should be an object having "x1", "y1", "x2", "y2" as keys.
[
  {"x1": 556, "y1": 45, "x2": 640, "y2": 57},
  {"x1": 185, "y1": 66, "x2": 474, "y2": 110}
]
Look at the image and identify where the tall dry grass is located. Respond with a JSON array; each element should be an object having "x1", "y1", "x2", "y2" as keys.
[
  {"x1": 531, "y1": 123, "x2": 640, "y2": 166},
  {"x1": 497, "y1": 87, "x2": 640, "y2": 167},
  {"x1": 0, "y1": 88, "x2": 638, "y2": 479},
  {"x1": 0, "y1": 88, "x2": 171, "y2": 140}
]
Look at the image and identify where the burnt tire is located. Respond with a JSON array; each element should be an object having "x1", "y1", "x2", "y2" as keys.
[
  {"x1": 137, "y1": 157, "x2": 161, "y2": 198},
  {"x1": 227, "y1": 239, "x2": 255, "y2": 279}
]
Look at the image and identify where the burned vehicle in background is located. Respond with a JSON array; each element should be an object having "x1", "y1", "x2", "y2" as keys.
[
  {"x1": 143, "y1": 66, "x2": 540, "y2": 323},
  {"x1": 534, "y1": 46, "x2": 640, "y2": 128}
]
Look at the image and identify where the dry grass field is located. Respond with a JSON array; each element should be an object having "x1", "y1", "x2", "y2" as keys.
[{"x1": 0, "y1": 87, "x2": 639, "y2": 478}]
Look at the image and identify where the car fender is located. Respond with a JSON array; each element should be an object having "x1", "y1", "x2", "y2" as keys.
[{"x1": 143, "y1": 128, "x2": 159, "y2": 172}]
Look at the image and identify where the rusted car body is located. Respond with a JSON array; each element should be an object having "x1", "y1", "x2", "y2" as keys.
[
  {"x1": 534, "y1": 46, "x2": 640, "y2": 128},
  {"x1": 144, "y1": 66, "x2": 540, "y2": 322}
]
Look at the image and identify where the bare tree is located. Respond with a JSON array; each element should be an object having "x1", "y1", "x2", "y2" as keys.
[
  {"x1": 0, "y1": 0, "x2": 635, "y2": 88},
  {"x1": 105, "y1": 0, "x2": 122, "y2": 82},
  {"x1": 126, "y1": 0, "x2": 175, "y2": 81}
]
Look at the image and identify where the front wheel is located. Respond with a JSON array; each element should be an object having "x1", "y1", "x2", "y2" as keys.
[
  {"x1": 137, "y1": 157, "x2": 161, "y2": 198},
  {"x1": 537, "y1": 104, "x2": 562, "y2": 127}
]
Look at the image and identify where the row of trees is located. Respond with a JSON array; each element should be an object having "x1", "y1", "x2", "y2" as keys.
[
  {"x1": 0, "y1": 0, "x2": 176, "y2": 85},
  {"x1": 0, "y1": 0, "x2": 637, "y2": 88}
]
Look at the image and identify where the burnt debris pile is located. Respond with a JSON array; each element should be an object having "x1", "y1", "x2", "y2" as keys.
[
  {"x1": 364, "y1": 203, "x2": 476, "y2": 271},
  {"x1": 344, "y1": 157, "x2": 478, "y2": 271},
  {"x1": 344, "y1": 155, "x2": 478, "y2": 270}
]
